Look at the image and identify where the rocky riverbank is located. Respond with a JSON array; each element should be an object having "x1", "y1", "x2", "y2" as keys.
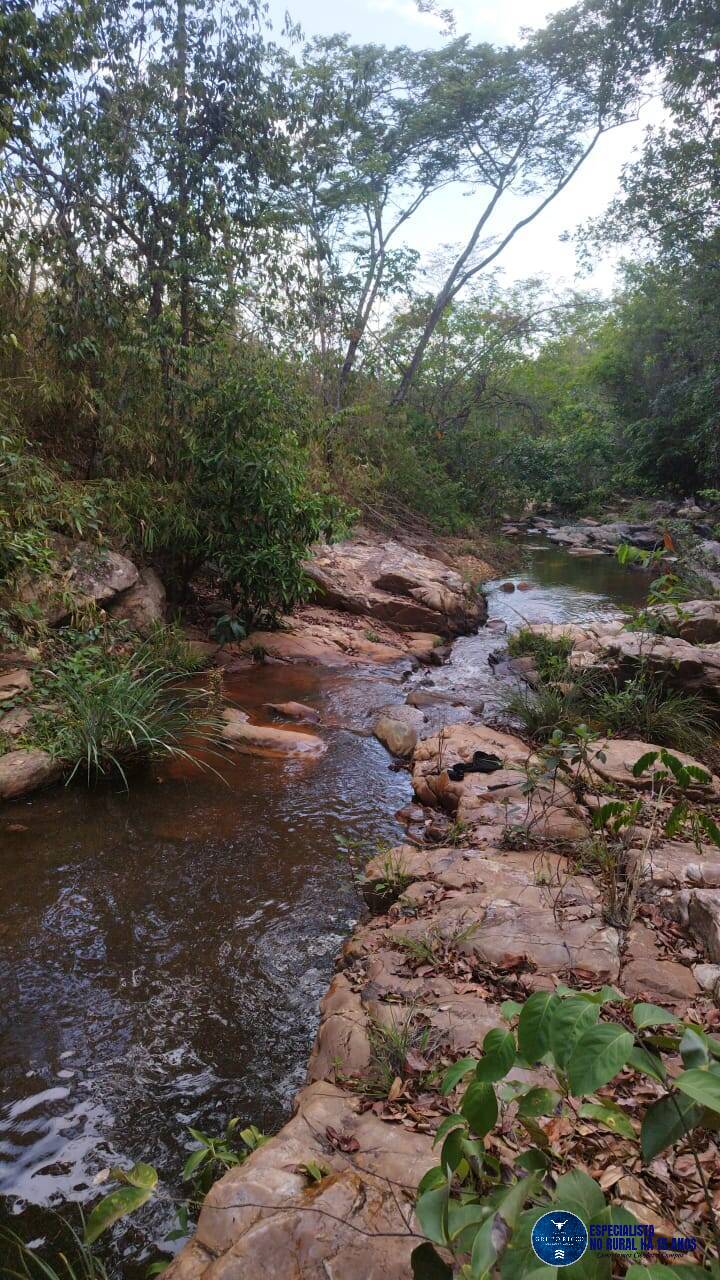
[
  {"x1": 164, "y1": 547, "x2": 720, "y2": 1278},
  {"x1": 0, "y1": 529, "x2": 489, "y2": 800}
]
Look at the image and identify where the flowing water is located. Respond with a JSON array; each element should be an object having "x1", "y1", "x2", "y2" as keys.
[{"x1": 0, "y1": 542, "x2": 649, "y2": 1272}]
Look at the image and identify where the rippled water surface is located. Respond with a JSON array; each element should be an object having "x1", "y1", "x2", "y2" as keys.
[{"x1": 0, "y1": 542, "x2": 648, "y2": 1271}]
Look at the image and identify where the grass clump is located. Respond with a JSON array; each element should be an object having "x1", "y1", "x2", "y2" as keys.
[
  {"x1": 31, "y1": 641, "x2": 221, "y2": 786},
  {"x1": 506, "y1": 628, "x2": 573, "y2": 681},
  {"x1": 507, "y1": 664, "x2": 716, "y2": 761},
  {"x1": 364, "y1": 1008, "x2": 436, "y2": 1098}
]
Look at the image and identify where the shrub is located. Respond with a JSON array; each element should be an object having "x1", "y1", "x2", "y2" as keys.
[
  {"x1": 413, "y1": 987, "x2": 720, "y2": 1277},
  {"x1": 585, "y1": 672, "x2": 716, "y2": 758},
  {"x1": 31, "y1": 642, "x2": 221, "y2": 785},
  {"x1": 506, "y1": 628, "x2": 573, "y2": 682}
]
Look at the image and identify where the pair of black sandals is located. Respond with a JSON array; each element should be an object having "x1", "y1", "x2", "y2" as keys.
[{"x1": 446, "y1": 751, "x2": 502, "y2": 782}]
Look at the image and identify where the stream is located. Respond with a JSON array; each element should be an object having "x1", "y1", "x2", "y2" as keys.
[{"x1": 0, "y1": 542, "x2": 649, "y2": 1271}]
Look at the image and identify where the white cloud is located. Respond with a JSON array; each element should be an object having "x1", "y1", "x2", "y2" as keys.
[{"x1": 366, "y1": 0, "x2": 446, "y2": 29}]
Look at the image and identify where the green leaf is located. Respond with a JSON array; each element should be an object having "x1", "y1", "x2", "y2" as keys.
[
  {"x1": 553, "y1": 1169, "x2": 606, "y2": 1221},
  {"x1": 109, "y1": 1162, "x2": 158, "y2": 1190},
  {"x1": 515, "y1": 1148, "x2": 551, "y2": 1172},
  {"x1": 441, "y1": 1055, "x2": 478, "y2": 1095},
  {"x1": 549, "y1": 997, "x2": 599, "y2": 1069},
  {"x1": 632, "y1": 1003, "x2": 680, "y2": 1030},
  {"x1": 433, "y1": 1113, "x2": 467, "y2": 1147},
  {"x1": 501, "y1": 1000, "x2": 523, "y2": 1022},
  {"x1": 470, "y1": 1176, "x2": 538, "y2": 1280},
  {"x1": 500, "y1": 1209, "x2": 556, "y2": 1280},
  {"x1": 440, "y1": 1127, "x2": 466, "y2": 1175},
  {"x1": 182, "y1": 1147, "x2": 208, "y2": 1180},
  {"x1": 518, "y1": 991, "x2": 558, "y2": 1061},
  {"x1": 578, "y1": 1102, "x2": 636, "y2": 1139},
  {"x1": 628, "y1": 1045, "x2": 667, "y2": 1083},
  {"x1": 679, "y1": 1028, "x2": 709, "y2": 1069},
  {"x1": 84, "y1": 1184, "x2": 156, "y2": 1244},
  {"x1": 677, "y1": 1067, "x2": 720, "y2": 1113},
  {"x1": 640, "y1": 1092, "x2": 704, "y2": 1160},
  {"x1": 411, "y1": 1242, "x2": 453, "y2": 1280},
  {"x1": 697, "y1": 813, "x2": 720, "y2": 848},
  {"x1": 417, "y1": 1165, "x2": 446, "y2": 1195},
  {"x1": 416, "y1": 1184, "x2": 450, "y2": 1246},
  {"x1": 462, "y1": 1081, "x2": 498, "y2": 1137},
  {"x1": 632, "y1": 750, "x2": 659, "y2": 777},
  {"x1": 567, "y1": 1024, "x2": 634, "y2": 1095},
  {"x1": 517, "y1": 1087, "x2": 561, "y2": 1118},
  {"x1": 475, "y1": 1028, "x2": 516, "y2": 1082}
]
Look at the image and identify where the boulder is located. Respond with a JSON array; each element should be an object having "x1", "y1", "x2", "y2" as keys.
[
  {"x1": 0, "y1": 668, "x2": 32, "y2": 700},
  {"x1": 266, "y1": 701, "x2": 320, "y2": 723},
  {"x1": 221, "y1": 709, "x2": 326, "y2": 758},
  {"x1": 17, "y1": 540, "x2": 140, "y2": 625},
  {"x1": 585, "y1": 739, "x2": 719, "y2": 796},
  {"x1": 109, "y1": 567, "x2": 166, "y2": 633},
  {"x1": 305, "y1": 532, "x2": 485, "y2": 636},
  {"x1": 373, "y1": 715, "x2": 418, "y2": 758},
  {"x1": 0, "y1": 749, "x2": 62, "y2": 800}
]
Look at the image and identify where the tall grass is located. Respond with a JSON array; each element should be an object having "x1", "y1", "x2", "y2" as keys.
[
  {"x1": 0, "y1": 1224, "x2": 109, "y2": 1280},
  {"x1": 32, "y1": 642, "x2": 221, "y2": 786},
  {"x1": 505, "y1": 666, "x2": 716, "y2": 760}
]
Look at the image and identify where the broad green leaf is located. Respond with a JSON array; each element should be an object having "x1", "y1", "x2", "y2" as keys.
[
  {"x1": 475, "y1": 1028, "x2": 516, "y2": 1082},
  {"x1": 411, "y1": 1242, "x2": 453, "y2": 1279},
  {"x1": 84, "y1": 1184, "x2": 155, "y2": 1244},
  {"x1": 517, "y1": 1087, "x2": 561, "y2": 1118},
  {"x1": 677, "y1": 1067, "x2": 720, "y2": 1113},
  {"x1": 553, "y1": 1169, "x2": 606, "y2": 1222},
  {"x1": 628, "y1": 1045, "x2": 667, "y2": 1083},
  {"x1": 549, "y1": 997, "x2": 599, "y2": 1069},
  {"x1": 518, "y1": 991, "x2": 558, "y2": 1061},
  {"x1": 441, "y1": 1055, "x2": 478, "y2": 1095},
  {"x1": 109, "y1": 1162, "x2": 158, "y2": 1190},
  {"x1": 632, "y1": 1003, "x2": 680, "y2": 1029},
  {"x1": 500, "y1": 1209, "x2": 556, "y2": 1280},
  {"x1": 501, "y1": 1000, "x2": 523, "y2": 1022},
  {"x1": 417, "y1": 1165, "x2": 446, "y2": 1195},
  {"x1": 433, "y1": 1113, "x2": 466, "y2": 1147},
  {"x1": 462, "y1": 1081, "x2": 498, "y2": 1137},
  {"x1": 641, "y1": 1092, "x2": 703, "y2": 1160},
  {"x1": 470, "y1": 1176, "x2": 538, "y2": 1279},
  {"x1": 515, "y1": 1147, "x2": 551, "y2": 1172},
  {"x1": 679, "y1": 1028, "x2": 709, "y2": 1069},
  {"x1": 440, "y1": 1127, "x2": 465, "y2": 1175},
  {"x1": 578, "y1": 1102, "x2": 636, "y2": 1139},
  {"x1": 448, "y1": 1198, "x2": 492, "y2": 1244},
  {"x1": 416, "y1": 1184, "x2": 450, "y2": 1246},
  {"x1": 567, "y1": 1024, "x2": 634, "y2": 1095}
]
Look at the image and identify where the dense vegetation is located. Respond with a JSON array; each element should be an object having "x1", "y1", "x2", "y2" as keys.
[{"x1": 1, "y1": 0, "x2": 717, "y2": 637}]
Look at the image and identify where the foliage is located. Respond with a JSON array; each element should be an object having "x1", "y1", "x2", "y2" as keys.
[
  {"x1": 182, "y1": 1120, "x2": 268, "y2": 1197},
  {"x1": 412, "y1": 986, "x2": 720, "y2": 1278},
  {"x1": 30, "y1": 640, "x2": 221, "y2": 786},
  {"x1": 506, "y1": 629, "x2": 573, "y2": 682},
  {"x1": 0, "y1": 1221, "x2": 110, "y2": 1280}
]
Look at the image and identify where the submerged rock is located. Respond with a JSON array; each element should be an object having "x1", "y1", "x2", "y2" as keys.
[
  {"x1": 221, "y1": 708, "x2": 326, "y2": 757},
  {"x1": 266, "y1": 700, "x2": 320, "y2": 722}
]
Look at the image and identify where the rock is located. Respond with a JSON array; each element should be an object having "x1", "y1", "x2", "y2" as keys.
[
  {"x1": 693, "y1": 964, "x2": 720, "y2": 997},
  {"x1": 0, "y1": 749, "x2": 62, "y2": 800},
  {"x1": 627, "y1": 840, "x2": 720, "y2": 890},
  {"x1": 373, "y1": 715, "x2": 417, "y2": 758},
  {"x1": 305, "y1": 531, "x2": 486, "y2": 636},
  {"x1": 221, "y1": 710, "x2": 326, "y2": 757},
  {"x1": 266, "y1": 701, "x2": 320, "y2": 723},
  {"x1": 687, "y1": 892, "x2": 720, "y2": 963},
  {"x1": 164, "y1": 1082, "x2": 434, "y2": 1280},
  {"x1": 0, "y1": 668, "x2": 32, "y2": 699},
  {"x1": 0, "y1": 706, "x2": 32, "y2": 738},
  {"x1": 647, "y1": 599, "x2": 720, "y2": 645},
  {"x1": 17, "y1": 540, "x2": 140, "y2": 625},
  {"x1": 585, "y1": 738, "x2": 719, "y2": 796},
  {"x1": 108, "y1": 567, "x2": 166, "y2": 633},
  {"x1": 240, "y1": 607, "x2": 423, "y2": 667},
  {"x1": 500, "y1": 582, "x2": 516, "y2": 592},
  {"x1": 621, "y1": 923, "x2": 700, "y2": 1005}
]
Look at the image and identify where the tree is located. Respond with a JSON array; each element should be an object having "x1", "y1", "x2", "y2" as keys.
[{"x1": 390, "y1": 7, "x2": 645, "y2": 402}]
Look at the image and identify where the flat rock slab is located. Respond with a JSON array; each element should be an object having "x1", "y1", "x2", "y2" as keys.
[
  {"x1": 238, "y1": 607, "x2": 434, "y2": 667},
  {"x1": 585, "y1": 739, "x2": 719, "y2": 795},
  {"x1": 164, "y1": 1081, "x2": 434, "y2": 1280},
  {"x1": 0, "y1": 668, "x2": 32, "y2": 699},
  {"x1": 221, "y1": 710, "x2": 326, "y2": 758},
  {"x1": 628, "y1": 840, "x2": 720, "y2": 890},
  {"x1": 621, "y1": 923, "x2": 700, "y2": 1006},
  {"x1": 0, "y1": 749, "x2": 62, "y2": 800}
]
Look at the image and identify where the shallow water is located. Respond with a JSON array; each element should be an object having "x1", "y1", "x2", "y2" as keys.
[{"x1": 0, "y1": 542, "x2": 649, "y2": 1271}]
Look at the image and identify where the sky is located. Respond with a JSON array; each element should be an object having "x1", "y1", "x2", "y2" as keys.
[{"x1": 268, "y1": 0, "x2": 656, "y2": 297}]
